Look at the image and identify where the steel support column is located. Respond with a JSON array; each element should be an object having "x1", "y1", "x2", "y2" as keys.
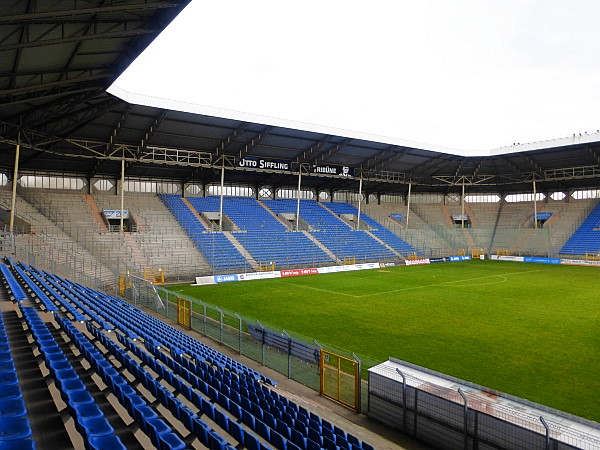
[
  {"x1": 405, "y1": 182, "x2": 412, "y2": 230},
  {"x1": 357, "y1": 176, "x2": 363, "y2": 230},
  {"x1": 120, "y1": 157, "x2": 125, "y2": 233},
  {"x1": 295, "y1": 171, "x2": 302, "y2": 232},
  {"x1": 9, "y1": 138, "x2": 20, "y2": 233}
]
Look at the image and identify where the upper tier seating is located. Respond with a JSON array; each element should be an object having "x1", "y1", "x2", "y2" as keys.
[
  {"x1": 264, "y1": 199, "x2": 347, "y2": 232},
  {"x1": 559, "y1": 202, "x2": 600, "y2": 255},
  {"x1": 323, "y1": 202, "x2": 382, "y2": 230},
  {"x1": 159, "y1": 194, "x2": 250, "y2": 271},
  {"x1": 233, "y1": 231, "x2": 334, "y2": 266},
  {"x1": 189, "y1": 196, "x2": 287, "y2": 232},
  {"x1": 264, "y1": 199, "x2": 399, "y2": 260},
  {"x1": 189, "y1": 197, "x2": 333, "y2": 266},
  {"x1": 323, "y1": 202, "x2": 419, "y2": 256}
]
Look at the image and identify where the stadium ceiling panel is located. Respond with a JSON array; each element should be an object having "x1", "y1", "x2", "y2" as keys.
[{"x1": 1, "y1": 1, "x2": 600, "y2": 195}]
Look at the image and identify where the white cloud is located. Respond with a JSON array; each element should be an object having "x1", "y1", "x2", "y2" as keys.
[{"x1": 113, "y1": 0, "x2": 600, "y2": 155}]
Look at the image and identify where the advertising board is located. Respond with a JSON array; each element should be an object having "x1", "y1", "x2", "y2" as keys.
[
  {"x1": 405, "y1": 259, "x2": 431, "y2": 266},
  {"x1": 280, "y1": 268, "x2": 319, "y2": 277},
  {"x1": 213, "y1": 274, "x2": 239, "y2": 283}
]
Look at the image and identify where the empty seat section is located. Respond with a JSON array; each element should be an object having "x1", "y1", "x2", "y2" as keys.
[
  {"x1": 30, "y1": 269, "x2": 276, "y2": 386},
  {"x1": 234, "y1": 231, "x2": 333, "y2": 266},
  {"x1": 189, "y1": 196, "x2": 287, "y2": 232},
  {"x1": 264, "y1": 199, "x2": 399, "y2": 260},
  {"x1": 20, "y1": 306, "x2": 124, "y2": 447},
  {"x1": 7, "y1": 261, "x2": 379, "y2": 450},
  {"x1": 560, "y1": 202, "x2": 600, "y2": 255},
  {"x1": 325, "y1": 202, "x2": 419, "y2": 255},
  {"x1": 0, "y1": 312, "x2": 33, "y2": 447},
  {"x1": 190, "y1": 195, "x2": 331, "y2": 267},
  {"x1": 159, "y1": 194, "x2": 249, "y2": 271}
]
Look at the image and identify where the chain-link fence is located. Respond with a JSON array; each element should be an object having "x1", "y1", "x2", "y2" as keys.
[{"x1": 121, "y1": 280, "x2": 377, "y2": 413}]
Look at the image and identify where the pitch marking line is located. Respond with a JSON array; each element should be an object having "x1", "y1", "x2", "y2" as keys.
[
  {"x1": 359, "y1": 269, "x2": 542, "y2": 297},
  {"x1": 279, "y1": 281, "x2": 363, "y2": 298},
  {"x1": 282, "y1": 269, "x2": 541, "y2": 298}
]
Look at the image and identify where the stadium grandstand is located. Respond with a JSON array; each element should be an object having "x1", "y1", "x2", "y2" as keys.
[{"x1": 0, "y1": 1, "x2": 599, "y2": 450}]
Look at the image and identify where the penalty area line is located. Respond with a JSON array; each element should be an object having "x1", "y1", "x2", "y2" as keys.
[{"x1": 358, "y1": 269, "x2": 542, "y2": 298}]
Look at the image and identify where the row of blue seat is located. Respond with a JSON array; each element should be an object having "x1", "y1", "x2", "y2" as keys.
[
  {"x1": 103, "y1": 302, "x2": 371, "y2": 450},
  {"x1": 233, "y1": 231, "x2": 334, "y2": 266},
  {"x1": 21, "y1": 306, "x2": 122, "y2": 450},
  {"x1": 77, "y1": 285, "x2": 263, "y2": 381},
  {"x1": 24, "y1": 266, "x2": 112, "y2": 330},
  {"x1": 0, "y1": 311, "x2": 34, "y2": 449},
  {"x1": 159, "y1": 194, "x2": 251, "y2": 270},
  {"x1": 146, "y1": 340, "x2": 372, "y2": 450},
  {"x1": 56, "y1": 315, "x2": 191, "y2": 450},
  {"x1": 85, "y1": 321, "x2": 239, "y2": 450},
  {"x1": 12, "y1": 264, "x2": 60, "y2": 313},
  {"x1": 264, "y1": 199, "x2": 403, "y2": 260},
  {"x1": 188, "y1": 196, "x2": 288, "y2": 232},
  {"x1": 0, "y1": 264, "x2": 27, "y2": 302},
  {"x1": 160, "y1": 195, "x2": 415, "y2": 270},
  {"x1": 4, "y1": 259, "x2": 83, "y2": 318},
  {"x1": 129, "y1": 328, "x2": 296, "y2": 450},
  {"x1": 61, "y1": 280, "x2": 274, "y2": 385}
]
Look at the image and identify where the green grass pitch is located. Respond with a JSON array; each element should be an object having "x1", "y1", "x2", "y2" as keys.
[{"x1": 169, "y1": 260, "x2": 600, "y2": 422}]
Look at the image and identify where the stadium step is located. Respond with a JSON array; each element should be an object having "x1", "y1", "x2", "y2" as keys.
[
  {"x1": 301, "y1": 231, "x2": 341, "y2": 264},
  {"x1": 223, "y1": 232, "x2": 259, "y2": 270},
  {"x1": 365, "y1": 231, "x2": 402, "y2": 258}
]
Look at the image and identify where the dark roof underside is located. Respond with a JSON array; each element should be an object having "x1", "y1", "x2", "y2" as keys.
[{"x1": 1, "y1": 0, "x2": 599, "y2": 196}]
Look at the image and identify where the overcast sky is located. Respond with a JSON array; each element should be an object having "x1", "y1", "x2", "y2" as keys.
[{"x1": 112, "y1": 0, "x2": 600, "y2": 155}]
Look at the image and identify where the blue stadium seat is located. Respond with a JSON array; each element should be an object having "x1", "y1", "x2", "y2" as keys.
[
  {"x1": 158, "y1": 432, "x2": 187, "y2": 450},
  {"x1": 86, "y1": 435, "x2": 127, "y2": 450},
  {"x1": 228, "y1": 420, "x2": 244, "y2": 446},
  {"x1": 0, "y1": 400, "x2": 26, "y2": 418},
  {"x1": 0, "y1": 440, "x2": 37, "y2": 450},
  {"x1": 208, "y1": 430, "x2": 229, "y2": 450},
  {"x1": 243, "y1": 430, "x2": 261, "y2": 450},
  {"x1": 77, "y1": 416, "x2": 115, "y2": 439},
  {"x1": 193, "y1": 417, "x2": 211, "y2": 446},
  {"x1": 0, "y1": 418, "x2": 32, "y2": 440}
]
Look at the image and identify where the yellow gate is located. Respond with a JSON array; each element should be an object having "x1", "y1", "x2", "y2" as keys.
[
  {"x1": 143, "y1": 267, "x2": 164, "y2": 284},
  {"x1": 177, "y1": 297, "x2": 191, "y2": 329},
  {"x1": 259, "y1": 261, "x2": 275, "y2": 272},
  {"x1": 118, "y1": 271, "x2": 131, "y2": 296},
  {"x1": 320, "y1": 349, "x2": 360, "y2": 412},
  {"x1": 343, "y1": 256, "x2": 356, "y2": 265}
]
